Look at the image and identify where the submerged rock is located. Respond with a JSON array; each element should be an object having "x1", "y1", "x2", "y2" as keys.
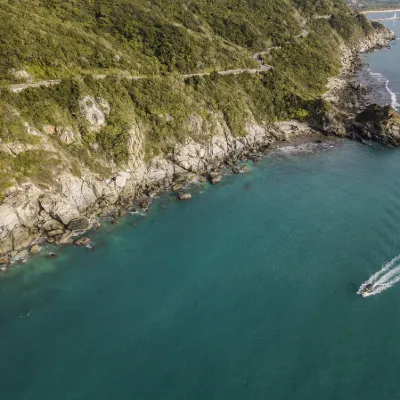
[
  {"x1": 138, "y1": 196, "x2": 152, "y2": 211},
  {"x1": 93, "y1": 221, "x2": 101, "y2": 230},
  {"x1": 232, "y1": 164, "x2": 249, "y2": 174},
  {"x1": 172, "y1": 184, "x2": 183, "y2": 192}
]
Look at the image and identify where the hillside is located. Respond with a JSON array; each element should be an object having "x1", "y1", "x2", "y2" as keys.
[
  {"x1": 0, "y1": 0, "x2": 350, "y2": 81},
  {"x1": 0, "y1": 0, "x2": 394, "y2": 257}
]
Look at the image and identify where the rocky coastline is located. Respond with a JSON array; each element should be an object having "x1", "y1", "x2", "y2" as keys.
[{"x1": 0, "y1": 26, "x2": 397, "y2": 269}]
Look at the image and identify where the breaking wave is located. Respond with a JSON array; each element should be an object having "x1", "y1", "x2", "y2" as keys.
[
  {"x1": 358, "y1": 254, "x2": 400, "y2": 296},
  {"x1": 370, "y1": 71, "x2": 384, "y2": 78},
  {"x1": 385, "y1": 79, "x2": 400, "y2": 109}
]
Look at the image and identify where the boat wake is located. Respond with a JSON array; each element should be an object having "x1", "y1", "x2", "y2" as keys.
[{"x1": 358, "y1": 255, "x2": 400, "y2": 297}]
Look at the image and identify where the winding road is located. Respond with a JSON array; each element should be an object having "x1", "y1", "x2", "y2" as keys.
[
  {"x1": 10, "y1": 65, "x2": 274, "y2": 93},
  {"x1": 9, "y1": 16, "x2": 330, "y2": 93}
]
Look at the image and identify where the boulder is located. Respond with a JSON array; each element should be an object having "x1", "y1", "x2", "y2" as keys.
[
  {"x1": 15, "y1": 249, "x2": 28, "y2": 259},
  {"x1": 42, "y1": 125, "x2": 56, "y2": 135},
  {"x1": 178, "y1": 193, "x2": 192, "y2": 201},
  {"x1": 56, "y1": 126, "x2": 79, "y2": 145},
  {"x1": 48, "y1": 229, "x2": 64, "y2": 237},
  {"x1": 68, "y1": 217, "x2": 90, "y2": 231},
  {"x1": 12, "y1": 226, "x2": 32, "y2": 251},
  {"x1": 29, "y1": 245, "x2": 41, "y2": 255},
  {"x1": 75, "y1": 237, "x2": 91, "y2": 247},
  {"x1": 209, "y1": 172, "x2": 222, "y2": 184},
  {"x1": 0, "y1": 257, "x2": 9, "y2": 265},
  {"x1": 42, "y1": 219, "x2": 65, "y2": 232},
  {"x1": 39, "y1": 195, "x2": 80, "y2": 226},
  {"x1": 57, "y1": 231, "x2": 74, "y2": 244}
]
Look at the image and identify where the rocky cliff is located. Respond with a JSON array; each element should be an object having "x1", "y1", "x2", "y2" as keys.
[{"x1": 0, "y1": 21, "x2": 396, "y2": 265}]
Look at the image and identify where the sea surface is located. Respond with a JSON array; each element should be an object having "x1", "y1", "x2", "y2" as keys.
[
  {"x1": 3, "y1": 15, "x2": 400, "y2": 400},
  {"x1": 3, "y1": 140, "x2": 400, "y2": 399}
]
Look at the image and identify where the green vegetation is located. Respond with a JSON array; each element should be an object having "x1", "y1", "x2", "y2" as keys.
[
  {"x1": 0, "y1": 149, "x2": 59, "y2": 192},
  {"x1": 0, "y1": 0, "x2": 387, "y2": 198}
]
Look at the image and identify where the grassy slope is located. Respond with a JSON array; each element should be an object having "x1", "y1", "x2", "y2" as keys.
[{"x1": 0, "y1": 0, "x2": 383, "y2": 196}]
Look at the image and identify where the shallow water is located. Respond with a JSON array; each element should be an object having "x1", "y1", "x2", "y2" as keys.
[{"x1": 3, "y1": 141, "x2": 400, "y2": 399}]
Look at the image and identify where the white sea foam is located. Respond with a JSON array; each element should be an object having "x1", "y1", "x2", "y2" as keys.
[
  {"x1": 358, "y1": 254, "x2": 400, "y2": 297},
  {"x1": 385, "y1": 79, "x2": 400, "y2": 109}
]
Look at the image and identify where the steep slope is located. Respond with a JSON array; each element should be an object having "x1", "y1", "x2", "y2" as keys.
[{"x1": 0, "y1": 0, "x2": 394, "y2": 258}]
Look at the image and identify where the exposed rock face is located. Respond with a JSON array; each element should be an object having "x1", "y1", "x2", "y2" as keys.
[
  {"x1": 79, "y1": 96, "x2": 108, "y2": 129},
  {"x1": 319, "y1": 26, "x2": 396, "y2": 139},
  {"x1": 56, "y1": 126, "x2": 79, "y2": 145},
  {"x1": 352, "y1": 105, "x2": 400, "y2": 146},
  {"x1": 12, "y1": 70, "x2": 33, "y2": 83},
  {"x1": 324, "y1": 26, "x2": 395, "y2": 108}
]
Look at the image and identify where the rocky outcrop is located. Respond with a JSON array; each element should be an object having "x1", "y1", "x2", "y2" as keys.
[
  {"x1": 79, "y1": 96, "x2": 107, "y2": 129},
  {"x1": 351, "y1": 104, "x2": 400, "y2": 146},
  {"x1": 318, "y1": 25, "x2": 395, "y2": 138},
  {"x1": 56, "y1": 126, "x2": 80, "y2": 145},
  {"x1": 324, "y1": 26, "x2": 395, "y2": 108}
]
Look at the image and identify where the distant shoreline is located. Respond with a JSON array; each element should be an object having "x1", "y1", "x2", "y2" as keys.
[{"x1": 361, "y1": 9, "x2": 400, "y2": 14}]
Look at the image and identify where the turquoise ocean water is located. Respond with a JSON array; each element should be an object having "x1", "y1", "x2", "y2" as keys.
[
  {"x1": 3, "y1": 15, "x2": 400, "y2": 400},
  {"x1": 3, "y1": 141, "x2": 400, "y2": 399}
]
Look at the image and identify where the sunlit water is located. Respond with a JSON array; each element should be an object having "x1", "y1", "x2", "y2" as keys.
[{"x1": 3, "y1": 140, "x2": 400, "y2": 399}]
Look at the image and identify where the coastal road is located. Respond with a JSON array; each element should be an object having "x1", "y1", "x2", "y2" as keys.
[
  {"x1": 9, "y1": 16, "x2": 324, "y2": 93},
  {"x1": 9, "y1": 66, "x2": 274, "y2": 93}
]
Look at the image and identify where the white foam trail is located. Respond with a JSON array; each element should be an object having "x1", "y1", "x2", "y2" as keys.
[
  {"x1": 370, "y1": 72, "x2": 383, "y2": 77},
  {"x1": 385, "y1": 79, "x2": 400, "y2": 109},
  {"x1": 358, "y1": 254, "x2": 400, "y2": 296}
]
